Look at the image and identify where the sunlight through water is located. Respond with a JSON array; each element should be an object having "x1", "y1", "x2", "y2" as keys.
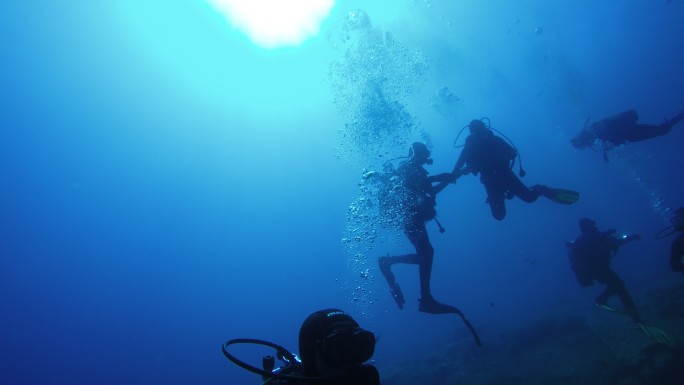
[{"x1": 205, "y1": 0, "x2": 335, "y2": 49}]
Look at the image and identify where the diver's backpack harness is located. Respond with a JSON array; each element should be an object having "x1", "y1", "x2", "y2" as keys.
[
  {"x1": 453, "y1": 117, "x2": 527, "y2": 177},
  {"x1": 567, "y1": 230, "x2": 619, "y2": 287},
  {"x1": 370, "y1": 157, "x2": 444, "y2": 233}
]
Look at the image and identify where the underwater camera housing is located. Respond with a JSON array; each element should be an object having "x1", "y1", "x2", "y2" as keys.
[{"x1": 222, "y1": 338, "x2": 380, "y2": 385}]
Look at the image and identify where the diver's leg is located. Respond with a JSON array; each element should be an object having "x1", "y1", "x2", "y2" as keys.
[
  {"x1": 594, "y1": 270, "x2": 616, "y2": 306},
  {"x1": 378, "y1": 255, "x2": 409, "y2": 309},
  {"x1": 378, "y1": 253, "x2": 419, "y2": 290},
  {"x1": 595, "y1": 285, "x2": 613, "y2": 307},
  {"x1": 407, "y1": 222, "x2": 468, "y2": 315},
  {"x1": 380, "y1": 221, "x2": 423, "y2": 273},
  {"x1": 483, "y1": 179, "x2": 507, "y2": 220},
  {"x1": 597, "y1": 270, "x2": 640, "y2": 321},
  {"x1": 621, "y1": 124, "x2": 670, "y2": 142},
  {"x1": 616, "y1": 287, "x2": 640, "y2": 322},
  {"x1": 407, "y1": 228, "x2": 483, "y2": 346},
  {"x1": 405, "y1": 220, "x2": 451, "y2": 313},
  {"x1": 619, "y1": 113, "x2": 683, "y2": 143},
  {"x1": 378, "y1": 224, "x2": 423, "y2": 309},
  {"x1": 505, "y1": 170, "x2": 542, "y2": 203},
  {"x1": 611, "y1": 276, "x2": 640, "y2": 322},
  {"x1": 379, "y1": 254, "x2": 420, "y2": 270},
  {"x1": 406, "y1": 223, "x2": 434, "y2": 302},
  {"x1": 660, "y1": 110, "x2": 684, "y2": 132}
]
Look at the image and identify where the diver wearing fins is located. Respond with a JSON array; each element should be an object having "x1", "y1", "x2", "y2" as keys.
[
  {"x1": 451, "y1": 118, "x2": 579, "y2": 220},
  {"x1": 571, "y1": 109, "x2": 684, "y2": 161},
  {"x1": 567, "y1": 218, "x2": 671, "y2": 344},
  {"x1": 223, "y1": 309, "x2": 380, "y2": 385},
  {"x1": 377, "y1": 142, "x2": 482, "y2": 347}
]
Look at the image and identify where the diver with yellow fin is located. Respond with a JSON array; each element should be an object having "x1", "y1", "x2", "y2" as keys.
[
  {"x1": 567, "y1": 218, "x2": 672, "y2": 344},
  {"x1": 450, "y1": 118, "x2": 579, "y2": 221}
]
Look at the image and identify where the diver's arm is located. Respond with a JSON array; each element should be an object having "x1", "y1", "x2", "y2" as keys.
[
  {"x1": 429, "y1": 173, "x2": 456, "y2": 195},
  {"x1": 432, "y1": 178, "x2": 453, "y2": 195},
  {"x1": 451, "y1": 140, "x2": 471, "y2": 176},
  {"x1": 617, "y1": 233, "x2": 641, "y2": 247},
  {"x1": 428, "y1": 172, "x2": 455, "y2": 183},
  {"x1": 451, "y1": 152, "x2": 467, "y2": 175},
  {"x1": 604, "y1": 231, "x2": 638, "y2": 255},
  {"x1": 609, "y1": 234, "x2": 641, "y2": 258},
  {"x1": 450, "y1": 158, "x2": 475, "y2": 178}
]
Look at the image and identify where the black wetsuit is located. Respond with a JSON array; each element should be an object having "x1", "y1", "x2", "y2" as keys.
[
  {"x1": 379, "y1": 158, "x2": 451, "y2": 306},
  {"x1": 593, "y1": 109, "x2": 676, "y2": 144},
  {"x1": 453, "y1": 130, "x2": 542, "y2": 220},
  {"x1": 574, "y1": 109, "x2": 684, "y2": 149},
  {"x1": 569, "y1": 230, "x2": 640, "y2": 321}
]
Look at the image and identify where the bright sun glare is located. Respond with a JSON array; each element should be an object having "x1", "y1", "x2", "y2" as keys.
[{"x1": 205, "y1": 0, "x2": 335, "y2": 49}]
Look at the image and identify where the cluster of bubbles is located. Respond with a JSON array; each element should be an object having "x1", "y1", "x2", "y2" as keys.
[
  {"x1": 341, "y1": 162, "x2": 423, "y2": 316},
  {"x1": 327, "y1": 9, "x2": 428, "y2": 162},
  {"x1": 613, "y1": 147, "x2": 671, "y2": 222},
  {"x1": 326, "y1": 9, "x2": 430, "y2": 314}
]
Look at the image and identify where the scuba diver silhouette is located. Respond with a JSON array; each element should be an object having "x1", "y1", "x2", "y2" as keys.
[
  {"x1": 451, "y1": 118, "x2": 579, "y2": 220},
  {"x1": 571, "y1": 109, "x2": 684, "y2": 161},
  {"x1": 375, "y1": 142, "x2": 482, "y2": 347},
  {"x1": 567, "y1": 218, "x2": 671, "y2": 344}
]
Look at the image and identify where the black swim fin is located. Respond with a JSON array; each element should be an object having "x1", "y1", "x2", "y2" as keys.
[
  {"x1": 418, "y1": 298, "x2": 483, "y2": 347},
  {"x1": 379, "y1": 256, "x2": 406, "y2": 310},
  {"x1": 388, "y1": 282, "x2": 405, "y2": 309},
  {"x1": 541, "y1": 187, "x2": 580, "y2": 205}
]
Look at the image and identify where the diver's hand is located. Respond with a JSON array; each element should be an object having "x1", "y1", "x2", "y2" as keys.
[{"x1": 453, "y1": 167, "x2": 471, "y2": 178}]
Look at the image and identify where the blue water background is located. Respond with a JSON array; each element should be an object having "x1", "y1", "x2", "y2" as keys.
[{"x1": 1, "y1": 1, "x2": 683, "y2": 384}]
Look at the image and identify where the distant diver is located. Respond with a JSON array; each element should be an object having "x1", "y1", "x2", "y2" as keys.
[
  {"x1": 656, "y1": 207, "x2": 684, "y2": 273},
  {"x1": 376, "y1": 142, "x2": 482, "y2": 346},
  {"x1": 571, "y1": 109, "x2": 684, "y2": 161},
  {"x1": 451, "y1": 118, "x2": 579, "y2": 220},
  {"x1": 567, "y1": 218, "x2": 671, "y2": 344}
]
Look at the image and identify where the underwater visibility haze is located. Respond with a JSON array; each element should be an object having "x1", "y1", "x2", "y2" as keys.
[{"x1": 2, "y1": 1, "x2": 684, "y2": 384}]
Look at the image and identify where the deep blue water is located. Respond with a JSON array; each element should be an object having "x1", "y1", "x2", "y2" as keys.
[{"x1": 1, "y1": 1, "x2": 683, "y2": 384}]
